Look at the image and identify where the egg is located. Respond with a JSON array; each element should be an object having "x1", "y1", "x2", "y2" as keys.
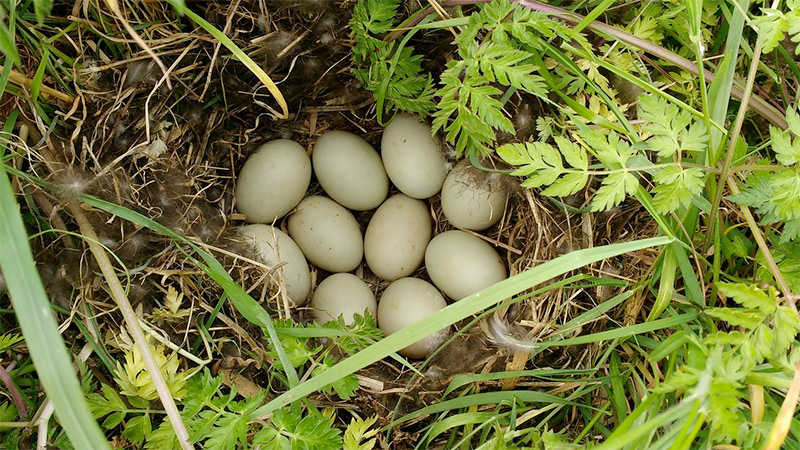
[
  {"x1": 381, "y1": 114, "x2": 448, "y2": 199},
  {"x1": 441, "y1": 160, "x2": 508, "y2": 231},
  {"x1": 235, "y1": 139, "x2": 311, "y2": 223},
  {"x1": 287, "y1": 196, "x2": 363, "y2": 272},
  {"x1": 311, "y1": 273, "x2": 377, "y2": 325},
  {"x1": 364, "y1": 194, "x2": 431, "y2": 281},
  {"x1": 377, "y1": 278, "x2": 449, "y2": 359},
  {"x1": 239, "y1": 224, "x2": 311, "y2": 305},
  {"x1": 312, "y1": 130, "x2": 389, "y2": 210},
  {"x1": 424, "y1": 230, "x2": 507, "y2": 300}
]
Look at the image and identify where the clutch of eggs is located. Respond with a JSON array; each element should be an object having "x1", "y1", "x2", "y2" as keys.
[{"x1": 235, "y1": 115, "x2": 511, "y2": 358}]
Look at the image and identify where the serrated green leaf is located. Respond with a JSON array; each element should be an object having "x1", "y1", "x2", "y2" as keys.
[
  {"x1": 752, "y1": 8, "x2": 789, "y2": 53},
  {"x1": 638, "y1": 93, "x2": 708, "y2": 157},
  {"x1": 145, "y1": 419, "x2": 180, "y2": 450},
  {"x1": 787, "y1": 109, "x2": 800, "y2": 135},
  {"x1": 771, "y1": 125, "x2": 800, "y2": 165},
  {"x1": 591, "y1": 172, "x2": 638, "y2": 211},
  {"x1": 768, "y1": 169, "x2": 800, "y2": 220},
  {"x1": 102, "y1": 411, "x2": 125, "y2": 429},
  {"x1": 122, "y1": 414, "x2": 152, "y2": 446},
  {"x1": 343, "y1": 416, "x2": 379, "y2": 450},
  {"x1": 555, "y1": 136, "x2": 588, "y2": 170},
  {"x1": 705, "y1": 308, "x2": 765, "y2": 329},
  {"x1": 313, "y1": 356, "x2": 360, "y2": 400},
  {"x1": 267, "y1": 409, "x2": 341, "y2": 450},
  {"x1": 704, "y1": 330, "x2": 748, "y2": 346},
  {"x1": 717, "y1": 282, "x2": 777, "y2": 313},
  {"x1": 205, "y1": 413, "x2": 248, "y2": 450},
  {"x1": 773, "y1": 306, "x2": 800, "y2": 356},
  {"x1": 651, "y1": 166, "x2": 706, "y2": 213},
  {"x1": 540, "y1": 173, "x2": 589, "y2": 197}
]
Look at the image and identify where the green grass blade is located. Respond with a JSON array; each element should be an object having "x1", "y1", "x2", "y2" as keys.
[
  {"x1": 536, "y1": 313, "x2": 697, "y2": 348},
  {"x1": 181, "y1": 8, "x2": 287, "y2": 118},
  {"x1": 389, "y1": 390, "x2": 581, "y2": 428},
  {"x1": 708, "y1": 0, "x2": 749, "y2": 159},
  {"x1": 445, "y1": 369, "x2": 599, "y2": 397},
  {"x1": 164, "y1": 0, "x2": 186, "y2": 15},
  {"x1": 573, "y1": 0, "x2": 616, "y2": 33},
  {"x1": 0, "y1": 115, "x2": 109, "y2": 448},
  {"x1": 250, "y1": 235, "x2": 673, "y2": 418},
  {"x1": 33, "y1": 0, "x2": 53, "y2": 24},
  {"x1": 420, "y1": 412, "x2": 499, "y2": 445},
  {"x1": 594, "y1": 400, "x2": 695, "y2": 450},
  {"x1": 0, "y1": 21, "x2": 20, "y2": 66},
  {"x1": 77, "y1": 195, "x2": 302, "y2": 389}
]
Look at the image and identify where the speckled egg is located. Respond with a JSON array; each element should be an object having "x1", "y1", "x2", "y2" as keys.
[
  {"x1": 424, "y1": 230, "x2": 507, "y2": 300},
  {"x1": 287, "y1": 196, "x2": 363, "y2": 272},
  {"x1": 381, "y1": 114, "x2": 448, "y2": 199},
  {"x1": 377, "y1": 278, "x2": 449, "y2": 359},
  {"x1": 364, "y1": 194, "x2": 431, "y2": 281},
  {"x1": 311, "y1": 273, "x2": 377, "y2": 325},
  {"x1": 240, "y1": 224, "x2": 311, "y2": 305},
  {"x1": 235, "y1": 139, "x2": 311, "y2": 223},
  {"x1": 441, "y1": 160, "x2": 508, "y2": 231},
  {"x1": 312, "y1": 130, "x2": 389, "y2": 211}
]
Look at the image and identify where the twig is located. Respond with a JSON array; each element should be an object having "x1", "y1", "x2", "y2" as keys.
[
  {"x1": 67, "y1": 202, "x2": 194, "y2": 450},
  {"x1": 763, "y1": 363, "x2": 800, "y2": 450},
  {"x1": 727, "y1": 176, "x2": 795, "y2": 311},
  {"x1": 0, "y1": 68, "x2": 74, "y2": 103}
]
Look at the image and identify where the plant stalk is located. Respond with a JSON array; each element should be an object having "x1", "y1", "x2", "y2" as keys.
[{"x1": 67, "y1": 202, "x2": 194, "y2": 450}]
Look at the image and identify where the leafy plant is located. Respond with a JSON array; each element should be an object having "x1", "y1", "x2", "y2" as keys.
[
  {"x1": 115, "y1": 341, "x2": 189, "y2": 402},
  {"x1": 497, "y1": 92, "x2": 709, "y2": 214},
  {"x1": 751, "y1": 0, "x2": 800, "y2": 54},
  {"x1": 270, "y1": 313, "x2": 382, "y2": 400},
  {"x1": 432, "y1": 0, "x2": 578, "y2": 156},
  {"x1": 651, "y1": 282, "x2": 800, "y2": 444},
  {"x1": 349, "y1": 0, "x2": 437, "y2": 118},
  {"x1": 343, "y1": 415, "x2": 379, "y2": 450},
  {"x1": 731, "y1": 110, "x2": 800, "y2": 243}
]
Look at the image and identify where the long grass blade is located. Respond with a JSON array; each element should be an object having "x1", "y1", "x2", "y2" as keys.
[
  {"x1": 0, "y1": 115, "x2": 109, "y2": 448},
  {"x1": 708, "y1": 0, "x2": 750, "y2": 157},
  {"x1": 250, "y1": 235, "x2": 673, "y2": 418}
]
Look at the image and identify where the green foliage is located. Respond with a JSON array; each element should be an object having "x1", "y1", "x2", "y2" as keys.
[
  {"x1": 148, "y1": 285, "x2": 192, "y2": 324},
  {"x1": 253, "y1": 408, "x2": 342, "y2": 450},
  {"x1": 638, "y1": 94, "x2": 708, "y2": 158},
  {"x1": 343, "y1": 415, "x2": 379, "y2": 450},
  {"x1": 270, "y1": 313, "x2": 381, "y2": 400},
  {"x1": 432, "y1": 0, "x2": 576, "y2": 156},
  {"x1": 87, "y1": 367, "x2": 345, "y2": 450},
  {"x1": 114, "y1": 342, "x2": 188, "y2": 402},
  {"x1": 0, "y1": 333, "x2": 23, "y2": 352},
  {"x1": 730, "y1": 110, "x2": 800, "y2": 243},
  {"x1": 751, "y1": 0, "x2": 800, "y2": 53},
  {"x1": 497, "y1": 92, "x2": 710, "y2": 214},
  {"x1": 497, "y1": 137, "x2": 588, "y2": 197},
  {"x1": 652, "y1": 282, "x2": 800, "y2": 444},
  {"x1": 349, "y1": 0, "x2": 436, "y2": 116}
]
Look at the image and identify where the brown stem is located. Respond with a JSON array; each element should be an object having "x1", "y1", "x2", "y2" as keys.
[{"x1": 0, "y1": 363, "x2": 27, "y2": 419}]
